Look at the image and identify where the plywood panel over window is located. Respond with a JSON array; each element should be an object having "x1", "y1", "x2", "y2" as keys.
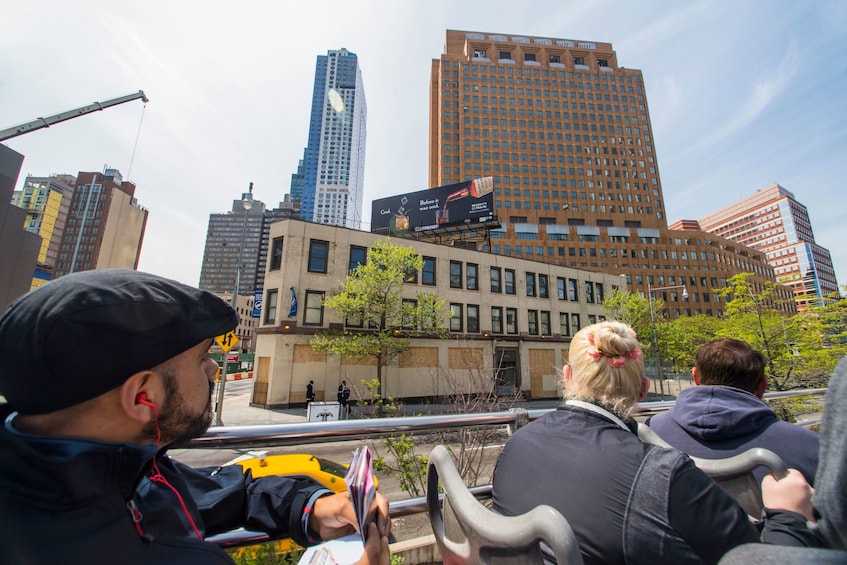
[
  {"x1": 528, "y1": 349, "x2": 557, "y2": 395},
  {"x1": 294, "y1": 344, "x2": 327, "y2": 363},
  {"x1": 399, "y1": 347, "x2": 438, "y2": 368},
  {"x1": 448, "y1": 347, "x2": 483, "y2": 369},
  {"x1": 253, "y1": 356, "x2": 271, "y2": 405}
]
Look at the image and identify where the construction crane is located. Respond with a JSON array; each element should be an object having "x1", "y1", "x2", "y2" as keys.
[{"x1": 0, "y1": 90, "x2": 148, "y2": 142}]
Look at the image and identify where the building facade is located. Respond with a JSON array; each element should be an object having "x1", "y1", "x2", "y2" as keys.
[
  {"x1": 54, "y1": 169, "x2": 148, "y2": 277},
  {"x1": 697, "y1": 184, "x2": 839, "y2": 309},
  {"x1": 299, "y1": 48, "x2": 367, "y2": 229},
  {"x1": 11, "y1": 174, "x2": 76, "y2": 288},
  {"x1": 253, "y1": 219, "x2": 622, "y2": 408},
  {"x1": 0, "y1": 144, "x2": 39, "y2": 312},
  {"x1": 199, "y1": 190, "x2": 303, "y2": 301},
  {"x1": 427, "y1": 30, "x2": 790, "y2": 317},
  {"x1": 198, "y1": 191, "x2": 266, "y2": 296}
]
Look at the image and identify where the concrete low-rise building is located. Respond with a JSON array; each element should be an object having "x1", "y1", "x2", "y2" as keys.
[{"x1": 253, "y1": 219, "x2": 622, "y2": 408}]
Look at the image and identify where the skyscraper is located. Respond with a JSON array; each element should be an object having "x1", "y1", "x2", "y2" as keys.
[
  {"x1": 11, "y1": 174, "x2": 76, "y2": 288},
  {"x1": 54, "y1": 169, "x2": 148, "y2": 277},
  {"x1": 428, "y1": 30, "x2": 791, "y2": 318},
  {"x1": 698, "y1": 184, "x2": 839, "y2": 309},
  {"x1": 199, "y1": 188, "x2": 266, "y2": 296},
  {"x1": 299, "y1": 48, "x2": 367, "y2": 229}
]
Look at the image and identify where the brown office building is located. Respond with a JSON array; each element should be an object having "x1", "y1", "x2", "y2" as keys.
[{"x1": 428, "y1": 30, "x2": 792, "y2": 318}]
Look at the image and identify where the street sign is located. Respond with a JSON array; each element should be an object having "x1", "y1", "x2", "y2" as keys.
[{"x1": 215, "y1": 331, "x2": 239, "y2": 353}]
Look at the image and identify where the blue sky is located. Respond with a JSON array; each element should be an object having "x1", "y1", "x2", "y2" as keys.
[{"x1": 2, "y1": 0, "x2": 845, "y2": 289}]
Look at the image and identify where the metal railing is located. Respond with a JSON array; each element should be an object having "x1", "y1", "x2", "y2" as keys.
[{"x1": 193, "y1": 389, "x2": 825, "y2": 549}]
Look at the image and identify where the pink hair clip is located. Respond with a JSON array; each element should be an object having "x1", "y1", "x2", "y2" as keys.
[
  {"x1": 628, "y1": 347, "x2": 642, "y2": 360},
  {"x1": 587, "y1": 345, "x2": 602, "y2": 360},
  {"x1": 608, "y1": 356, "x2": 627, "y2": 368},
  {"x1": 587, "y1": 331, "x2": 595, "y2": 345}
]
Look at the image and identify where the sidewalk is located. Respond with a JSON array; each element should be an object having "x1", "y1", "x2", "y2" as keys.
[{"x1": 220, "y1": 389, "x2": 307, "y2": 426}]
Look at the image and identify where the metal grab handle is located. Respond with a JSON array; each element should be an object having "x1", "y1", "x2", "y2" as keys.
[
  {"x1": 691, "y1": 448, "x2": 789, "y2": 481},
  {"x1": 426, "y1": 445, "x2": 584, "y2": 564},
  {"x1": 638, "y1": 423, "x2": 789, "y2": 480}
]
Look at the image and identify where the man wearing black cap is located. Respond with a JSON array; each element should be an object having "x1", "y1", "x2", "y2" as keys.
[{"x1": 0, "y1": 270, "x2": 390, "y2": 564}]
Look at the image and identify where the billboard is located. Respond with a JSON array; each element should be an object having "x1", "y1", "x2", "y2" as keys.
[{"x1": 371, "y1": 177, "x2": 497, "y2": 236}]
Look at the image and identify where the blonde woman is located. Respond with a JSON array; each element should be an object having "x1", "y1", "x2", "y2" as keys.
[{"x1": 492, "y1": 321, "x2": 816, "y2": 564}]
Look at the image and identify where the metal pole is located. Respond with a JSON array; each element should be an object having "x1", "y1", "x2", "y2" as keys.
[
  {"x1": 214, "y1": 192, "x2": 251, "y2": 426},
  {"x1": 647, "y1": 282, "x2": 665, "y2": 401}
]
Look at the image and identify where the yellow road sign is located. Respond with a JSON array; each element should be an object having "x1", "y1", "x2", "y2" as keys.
[{"x1": 215, "y1": 331, "x2": 239, "y2": 353}]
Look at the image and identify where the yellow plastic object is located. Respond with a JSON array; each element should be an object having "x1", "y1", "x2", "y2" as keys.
[{"x1": 236, "y1": 453, "x2": 378, "y2": 493}]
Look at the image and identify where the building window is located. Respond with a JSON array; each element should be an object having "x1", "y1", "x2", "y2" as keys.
[
  {"x1": 526, "y1": 273, "x2": 536, "y2": 297},
  {"x1": 492, "y1": 307, "x2": 503, "y2": 334},
  {"x1": 505, "y1": 269, "x2": 516, "y2": 295},
  {"x1": 450, "y1": 261, "x2": 462, "y2": 289},
  {"x1": 596, "y1": 283, "x2": 605, "y2": 303},
  {"x1": 467, "y1": 305, "x2": 480, "y2": 333},
  {"x1": 466, "y1": 263, "x2": 479, "y2": 290},
  {"x1": 557, "y1": 277, "x2": 566, "y2": 300},
  {"x1": 539, "y1": 274, "x2": 549, "y2": 298},
  {"x1": 304, "y1": 291, "x2": 324, "y2": 325},
  {"x1": 568, "y1": 278, "x2": 578, "y2": 301},
  {"x1": 401, "y1": 299, "x2": 417, "y2": 329},
  {"x1": 308, "y1": 240, "x2": 329, "y2": 273},
  {"x1": 490, "y1": 267, "x2": 502, "y2": 293},
  {"x1": 422, "y1": 256, "x2": 436, "y2": 285},
  {"x1": 269, "y1": 237, "x2": 283, "y2": 271},
  {"x1": 506, "y1": 308, "x2": 518, "y2": 334},
  {"x1": 559, "y1": 313, "x2": 570, "y2": 336},
  {"x1": 528, "y1": 310, "x2": 539, "y2": 335},
  {"x1": 264, "y1": 289, "x2": 278, "y2": 324},
  {"x1": 540, "y1": 311, "x2": 551, "y2": 335},
  {"x1": 349, "y1": 245, "x2": 366, "y2": 274},
  {"x1": 450, "y1": 303, "x2": 463, "y2": 332},
  {"x1": 500, "y1": 51, "x2": 512, "y2": 60},
  {"x1": 585, "y1": 282, "x2": 595, "y2": 303},
  {"x1": 571, "y1": 313, "x2": 581, "y2": 335}
]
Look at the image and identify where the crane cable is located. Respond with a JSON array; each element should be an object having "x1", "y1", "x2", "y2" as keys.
[{"x1": 126, "y1": 101, "x2": 147, "y2": 181}]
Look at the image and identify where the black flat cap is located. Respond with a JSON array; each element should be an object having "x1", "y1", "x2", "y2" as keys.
[{"x1": 0, "y1": 269, "x2": 238, "y2": 415}]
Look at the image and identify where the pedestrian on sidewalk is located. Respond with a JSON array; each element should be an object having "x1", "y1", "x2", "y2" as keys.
[
  {"x1": 338, "y1": 380, "x2": 350, "y2": 418},
  {"x1": 306, "y1": 380, "x2": 315, "y2": 403}
]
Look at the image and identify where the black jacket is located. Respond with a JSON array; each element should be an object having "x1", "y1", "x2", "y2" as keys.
[
  {"x1": 492, "y1": 402, "x2": 816, "y2": 565},
  {"x1": 0, "y1": 405, "x2": 324, "y2": 564}
]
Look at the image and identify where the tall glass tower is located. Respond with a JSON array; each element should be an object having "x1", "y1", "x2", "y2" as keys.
[{"x1": 300, "y1": 48, "x2": 367, "y2": 229}]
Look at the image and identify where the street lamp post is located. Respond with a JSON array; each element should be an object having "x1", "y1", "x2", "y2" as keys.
[
  {"x1": 214, "y1": 183, "x2": 254, "y2": 426},
  {"x1": 647, "y1": 282, "x2": 688, "y2": 400}
]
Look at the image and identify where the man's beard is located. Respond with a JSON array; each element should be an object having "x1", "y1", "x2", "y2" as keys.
[{"x1": 141, "y1": 369, "x2": 214, "y2": 447}]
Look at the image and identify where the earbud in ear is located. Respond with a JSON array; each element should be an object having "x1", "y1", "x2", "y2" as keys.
[{"x1": 136, "y1": 392, "x2": 148, "y2": 403}]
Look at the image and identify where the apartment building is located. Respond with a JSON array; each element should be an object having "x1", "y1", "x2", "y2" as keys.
[
  {"x1": 53, "y1": 169, "x2": 148, "y2": 277},
  {"x1": 11, "y1": 174, "x2": 76, "y2": 288},
  {"x1": 253, "y1": 219, "x2": 622, "y2": 408},
  {"x1": 697, "y1": 184, "x2": 838, "y2": 309},
  {"x1": 299, "y1": 48, "x2": 367, "y2": 229}
]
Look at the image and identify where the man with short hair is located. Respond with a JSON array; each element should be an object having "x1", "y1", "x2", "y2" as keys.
[
  {"x1": 0, "y1": 270, "x2": 389, "y2": 564},
  {"x1": 648, "y1": 338, "x2": 819, "y2": 484}
]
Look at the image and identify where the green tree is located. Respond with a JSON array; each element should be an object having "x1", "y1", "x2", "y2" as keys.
[
  {"x1": 602, "y1": 288, "x2": 657, "y2": 342},
  {"x1": 716, "y1": 273, "x2": 845, "y2": 390},
  {"x1": 310, "y1": 239, "x2": 450, "y2": 400},
  {"x1": 658, "y1": 314, "x2": 723, "y2": 372}
]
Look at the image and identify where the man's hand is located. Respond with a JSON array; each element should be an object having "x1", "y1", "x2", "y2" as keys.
[
  {"x1": 309, "y1": 491, "x2": 391, "y2": 542},
  {"x1": 762, "y1": 468, "x2": 815, "y2": 521},
  {"x1": 354, "y1": 522, "x2": 390, "y2": 565}
]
